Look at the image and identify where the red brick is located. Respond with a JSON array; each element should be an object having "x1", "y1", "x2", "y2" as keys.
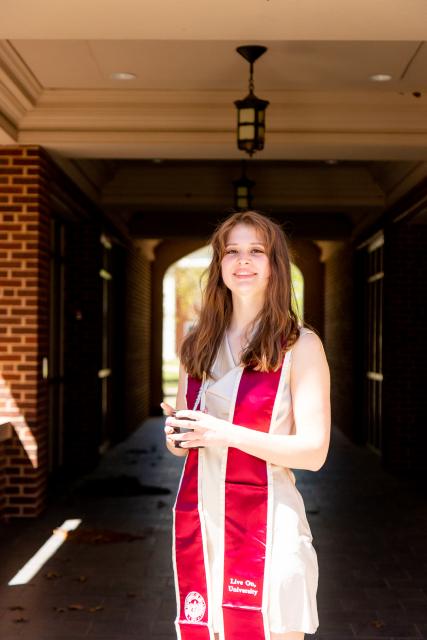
[
  {"x1": 12, "y1": 177, "x2": 38, "y2": 185},
  {"x1": 0, "y1": 169, "x2": 23, "y2": 175},
  {"x1": 0, "y1": 298, "x2": 22, "y2": 305},
  {"x1": 4, "y1": 506, "x2": 21, "y2": 514},
  {"x1": 0, "y1": 149, "x2": 23, "y2": 156},
  {"x1": 12, "y1": 158, "x2": 40, "y2": 166},
  {"x1": 13, "y1": 196, "x2": 38, "y2": 204},
  {"x1": 0, "y1": 187, "x2": 22, "y2": 194}
]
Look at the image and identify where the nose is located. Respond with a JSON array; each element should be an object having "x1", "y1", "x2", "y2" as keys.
[{"x1": 237, "y1": 251, "x2": 250, "y2": 263}]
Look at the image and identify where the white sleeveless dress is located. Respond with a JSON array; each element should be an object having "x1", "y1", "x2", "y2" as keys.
[{"x1": 184, "y1": 327, "x2": 320, "y2": 635}]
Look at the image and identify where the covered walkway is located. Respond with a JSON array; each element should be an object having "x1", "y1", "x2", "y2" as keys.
[
  {"x1": 1, "y1": 420, "x2": 426, "y2": 640},
  {"x1": 2, "y1": 2, "x2": 427, "y2": 520}
]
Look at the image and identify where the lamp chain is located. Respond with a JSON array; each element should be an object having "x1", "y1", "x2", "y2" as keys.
[{"x1": 249, "y1": 62, "x2": 254, "y2": 93}]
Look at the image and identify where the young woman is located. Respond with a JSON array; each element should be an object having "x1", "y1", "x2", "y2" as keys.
[{"x1": 162, "y1": 210, "x2": 331, "y2": 640}]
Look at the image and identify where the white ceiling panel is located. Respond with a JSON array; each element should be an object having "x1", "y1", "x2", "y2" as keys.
[{"x1": 10, "y1": 39, "x2": 424, "y2": 91}]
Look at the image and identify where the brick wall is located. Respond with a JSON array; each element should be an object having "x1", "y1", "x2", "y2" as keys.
[
  {"x1": 0, "y1": 145, "x2": 153, "y2": 520},
  {"x1": 324, "y1": 241, "x2": 356, "y2": 439},
  {"x1": 0, "y1": 427, "x2": 10, "y2": 519},
  {"x1": 383, "y1": 219, "x2": 427, "y2": 480},
  {"x1": 0, "y1": 146, "x2": 50, "y2": 520}
]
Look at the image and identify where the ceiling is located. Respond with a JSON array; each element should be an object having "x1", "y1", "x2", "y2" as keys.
[
  {"x1": 8, "y1": 40, "x2": 427, "y2": 92},
  {"x1": 1, "y1": 0, "x2": 427, "y2": 40},
  {"x1": 2, "y1": 2, "x2": 427, "y2": 238},
  {"x1": 2, "y1": 37, "x2": 427, "y2": 162}
]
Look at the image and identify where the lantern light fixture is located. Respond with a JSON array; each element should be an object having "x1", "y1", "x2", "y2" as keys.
[
  {"x1": 234, "y1": 45, "x2": 269, "y2": 157},
  {"x1": 233, "y1": 161, "x2": 255, "y2": 211}
]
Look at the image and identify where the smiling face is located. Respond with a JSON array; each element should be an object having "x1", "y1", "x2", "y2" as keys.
[{"x1": 221, "y1": 223, "x2": 271, "y2": 301}]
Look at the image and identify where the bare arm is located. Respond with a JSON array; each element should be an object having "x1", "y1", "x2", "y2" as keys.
[
  {"x1": 228, "y1": 332, "x2": 331, "y2": 471},
  {"x1": 161, "y1": 361, "x2": 189, "y2": 458}
]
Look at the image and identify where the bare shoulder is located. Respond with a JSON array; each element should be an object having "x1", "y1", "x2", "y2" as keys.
[
  {"x1": 293, "y1": 327, "x2": 326, "y2": 354},
  {"x1": 290, "y1": 328, "x2": 330, "y2": 384}
]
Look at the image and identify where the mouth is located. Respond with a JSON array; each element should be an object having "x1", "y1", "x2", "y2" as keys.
[{"x1": 233, "y1": 271, "x2": 256, "y2": 278}]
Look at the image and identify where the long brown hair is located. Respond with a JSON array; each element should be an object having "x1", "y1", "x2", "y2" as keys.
[{"x1": 180, "y1": 210, "x2": 308, "y2": 378}]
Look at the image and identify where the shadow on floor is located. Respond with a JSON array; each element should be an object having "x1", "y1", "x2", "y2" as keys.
[{"x1": 0, "y1": 419, "x2": 426, "y2": 640}]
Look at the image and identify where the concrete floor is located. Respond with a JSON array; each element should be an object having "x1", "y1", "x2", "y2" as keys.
[{"x1": 0, "y1": 419, "x2": 426, "y2": 640}]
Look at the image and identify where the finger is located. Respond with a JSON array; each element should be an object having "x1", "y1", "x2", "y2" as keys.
[
  {"x1": 165, "y1": 417, "x2": 181, "y2": 427},
  {"x1": 170, "y1": 431, "x2": 199, "y2": 442},
  {"x1": 161, "y1": 402, "x2": 175, "y2": 416},
  {"x1": 167, "y1": 418, "x2": 198, "y2": 430},
  {"x1": 175, "y1": 409, "x2": 201, "y2": 421},
  {"x1": 164, "y1": 426, "x2": 174, "y2": 434},
  {"x1": 180, "y1": 440, "x2": 205, "y2": 448}
]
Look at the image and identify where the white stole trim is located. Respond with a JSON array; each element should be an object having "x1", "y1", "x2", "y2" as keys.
[
  {"x1": 261, "y1": 351, "x2": 290, "y2": 637},
  {"x1": 217, "y1": 366, "x2": 244, "y2": 640}
]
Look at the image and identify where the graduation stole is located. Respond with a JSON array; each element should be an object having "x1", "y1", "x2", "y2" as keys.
[{"x1": 172, "y1": 363, "x2": 284, "y2": 640}]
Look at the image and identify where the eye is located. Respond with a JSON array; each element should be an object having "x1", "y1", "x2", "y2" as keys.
[
  {"x1": 225, "y1": 249, "x2": 238, "y2": 254},
  {"x1": 251, "y1": 248, "x2": 265, "y2": 253}
]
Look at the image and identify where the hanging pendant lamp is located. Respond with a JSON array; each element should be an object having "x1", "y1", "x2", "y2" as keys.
[
  {"x1": 232, "y1": 160, "x2": 255, "y2": 211},
  {"x1": 234, "y1": 45, "x2": 269, "y2": 157}
]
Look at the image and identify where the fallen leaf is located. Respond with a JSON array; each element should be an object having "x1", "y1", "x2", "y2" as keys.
[
  {"x1": 370, "y1": 619, "x2": 385, "y2": 629},
  {"x1": 87, "y1": 605, "x2": 104, "y2": 612},
  {"x1": 44, "y1": 571, "x2": 61, "y2": 580},
  {"x1": 8, "y1": 605, "x2": 25, "y2": 611},
  {"x1": 13, "y1": 617, "x2": 28, "y2": 623},
  {"x1": 52, "y1": 527, "x2": 68, "y2": 540},
  {"x1": 68, "y1": 603, "x2": 85, "y2": 611}
]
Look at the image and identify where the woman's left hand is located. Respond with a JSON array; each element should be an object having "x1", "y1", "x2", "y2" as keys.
[{"x1": 165, "y1": 410, "x2": 236, "y2": 448}]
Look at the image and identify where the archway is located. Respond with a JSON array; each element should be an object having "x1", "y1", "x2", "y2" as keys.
[
  {"x1": 291, "y1": 262, "x2": 304, "y2": 324},
  {"x1": 162, "y1": 245, "x2": 212, "y2": 405},
  {"x1": 161, "y1": 251, "x2": 304, "y2": 405}
]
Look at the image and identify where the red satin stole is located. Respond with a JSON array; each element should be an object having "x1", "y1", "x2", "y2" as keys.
[{"x1": 173, "y1": 364, "x2": 282, "y2": 640}]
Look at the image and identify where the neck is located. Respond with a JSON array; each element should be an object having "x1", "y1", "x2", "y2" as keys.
[{"x1": 228, "y1": 294, "x2": 264, "y2": 337}]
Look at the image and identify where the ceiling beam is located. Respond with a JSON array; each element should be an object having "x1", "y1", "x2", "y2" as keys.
[
  {"x1": 9, "y1": 88, "x2": 427, "y2": 160},
  {"x1": 0, "y1": 0, "x2": 426, "y2": 40}
]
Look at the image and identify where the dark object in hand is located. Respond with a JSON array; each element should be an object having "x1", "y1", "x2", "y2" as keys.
[{"x1": 171, "y1": 411, "x2": 204, "y2": 449}]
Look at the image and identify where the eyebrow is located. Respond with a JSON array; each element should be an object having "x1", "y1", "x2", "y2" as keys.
[{"x1": 225, "y1": 242, "x2": 265, "y2": 247}]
